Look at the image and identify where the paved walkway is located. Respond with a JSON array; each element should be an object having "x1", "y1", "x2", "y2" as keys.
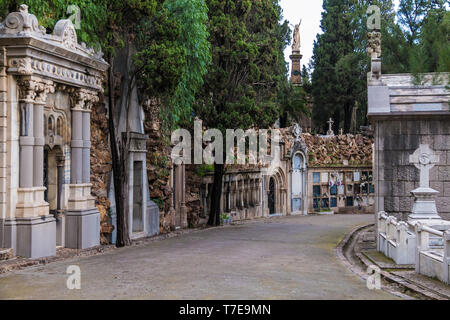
[{"x1": 0, "y1": 215, "x2": 397, "y2": 300}]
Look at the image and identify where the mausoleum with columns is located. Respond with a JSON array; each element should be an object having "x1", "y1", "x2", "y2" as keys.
[{"x1": 0, "y1": 5, "x2": 108, "y2": 258}]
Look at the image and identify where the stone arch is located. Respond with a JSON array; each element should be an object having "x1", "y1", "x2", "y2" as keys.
[
  {"x1": 291, "y1": 150, "x2": 307, "y2": 215},
  {"x1": 268, "y1": 167, "x2": 287, "y2": 215}
]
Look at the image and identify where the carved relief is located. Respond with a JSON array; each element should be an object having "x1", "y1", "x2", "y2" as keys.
[
  {"x1": 8, "y1": 57, "x2": 103, "y2": 89},
  {"x1": 53, "y1": 19, "x2": 78, "y2": 50},
  {"x1": 368, "y1": 31, "x2": 381, "y2": 59}
]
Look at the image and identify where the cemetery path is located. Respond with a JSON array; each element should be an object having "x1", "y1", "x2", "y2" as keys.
[{"x1": 0, "y1": 214, "x2": 398, "y2": 300}]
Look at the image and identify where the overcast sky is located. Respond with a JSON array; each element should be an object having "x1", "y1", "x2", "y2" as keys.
[{"x1": 280, "y1": 0, "x2": 401, "y2": 71}]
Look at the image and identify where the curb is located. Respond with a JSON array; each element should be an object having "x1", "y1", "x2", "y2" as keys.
[{"x1": 335, "y1": 223, "x2": 448, "y2": 300}]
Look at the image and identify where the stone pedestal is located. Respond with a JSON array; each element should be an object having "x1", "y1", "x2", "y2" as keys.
[
  {"x1": 68, "y1": 184, "x2": 96, "y2": 211},
  {"x1": 16, "y1": 187, "x2": 49, "y2": 218},
  {"x1": 408, "y1": 187, "x2": 441, "y2": 221},
  {"x1": 290, "y1": 51, "x2": 303, "y2": 86},
  {"x1": 65, "y1": 208, "x2": 99, "y2": 249},
  {"x1": 15, "y1": 215, "x2": 56, "y2": 258}
]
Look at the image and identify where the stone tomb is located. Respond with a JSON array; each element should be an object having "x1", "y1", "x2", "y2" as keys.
[{"x1": 0, "y1": 5, "x2": 108, "y2": 258}]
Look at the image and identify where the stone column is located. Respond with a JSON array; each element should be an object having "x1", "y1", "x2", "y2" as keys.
[
  {"x1": 18, "y1": 80, "x2": 35, "y2": 189},
  {"x1": 15, "y1": 78, "x2": 56, "y2": 258},
  {"x1": 66, "y1": 88, "x2": 100, "y2": 249},
  {"x1": 71, "y1": 106, "x2": 83, "y2": 185},
  {"x1": 34, "y1": 81, "x2": 54, "y2": 188},
  {"x1": 230, "y1": 180, "x2": 236, "y2": 210},
  {"x1": 82, "y1": 110, "x2": 91, "y2": 183}
]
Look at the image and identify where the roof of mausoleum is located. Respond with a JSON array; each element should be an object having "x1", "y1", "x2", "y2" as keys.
[{"x1": 368, "y1": 71, "x2": 449, "y2": 117}]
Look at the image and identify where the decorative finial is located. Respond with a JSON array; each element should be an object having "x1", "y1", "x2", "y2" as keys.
[
  {"x1": 19, "y1": 4, "x2": 29, "y2": 13},
  {"x1": 292, "y1": 123, "x2": 302, "y2": 142}
]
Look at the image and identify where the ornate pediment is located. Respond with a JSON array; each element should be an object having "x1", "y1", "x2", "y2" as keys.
[
  {"x1": 0, "y1": 4, "x2": 108, "y2": 90},
  {"x1": 53, "y1": 19, "x2": 78, "y2": 50},
  {"x1": 0, "y1": 4, "x2": 46, "y2": 36}
]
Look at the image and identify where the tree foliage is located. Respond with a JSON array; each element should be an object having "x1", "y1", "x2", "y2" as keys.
[
  {"x1": 310, "y1": 0, "x2": 449, "y2": 133},
  {"x1": 194, "y1": 0, "x2": 290, "y2": 226}
]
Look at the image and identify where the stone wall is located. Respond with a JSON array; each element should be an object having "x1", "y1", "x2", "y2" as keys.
[
  {"x1": 90, "y1": 97, "x2": 113, "y2": 244},
  {"x1": 185, "y1": 164, "x2": 203, "y2": 228},
  {"x1": 142, "y1": 98, "x2": 175, "y2": 234},
  {"x1": 375, "y1": 117, "x2": 450, "y2": 221}
]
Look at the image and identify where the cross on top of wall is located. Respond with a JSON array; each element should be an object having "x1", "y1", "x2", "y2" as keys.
[{"x1": 409, "y1": 144, "x2": 440, "y2": 189}]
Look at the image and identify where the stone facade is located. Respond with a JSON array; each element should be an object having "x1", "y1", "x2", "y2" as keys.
[
  {"x1": 190, "y1": 127, "x2": 374, "y2": 224},
  {"x1": 369, "y1": 73, "x2": 450, "y2": 221},
  {"x1": 0, "y1": 5, "x2": 108, "y2": 258},
  {"x1": 374, "y1": 118, "x2": 450, "y2": 220}
]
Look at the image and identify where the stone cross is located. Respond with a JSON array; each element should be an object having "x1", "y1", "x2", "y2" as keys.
[
  {"x1": 339, "y1": 128, "x2": 344, "y2": 136},
  {"x1": 327, "y1": 118, "x2": 334, "y2": 136},
  {"x1": 409, "y1": 144, "x2": 440, "y2": 189}
]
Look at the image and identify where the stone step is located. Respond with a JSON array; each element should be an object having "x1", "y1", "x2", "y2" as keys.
[{"x1": 0, "y1": 248, "x2": 13, "y2": 261}]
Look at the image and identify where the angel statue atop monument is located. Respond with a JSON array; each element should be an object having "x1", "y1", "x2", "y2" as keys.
[{"x1": 292, "y1": 19, "x2": 302, "y2": 52}]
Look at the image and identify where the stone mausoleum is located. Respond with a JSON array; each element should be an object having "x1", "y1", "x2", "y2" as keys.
[{"x1": 0, "y1": 5, "x2": 108, "y2": 258}]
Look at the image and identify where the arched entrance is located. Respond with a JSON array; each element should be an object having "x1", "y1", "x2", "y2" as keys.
[
  {"x1": 291, "y1": 152, "x2": 306, "y2": 214},
  {"x1": 268, "y1": 177, "x2": 275, "y2": 214},
  {"x1": 44, "y1": 146, "x2": 64, "y2": 215}
]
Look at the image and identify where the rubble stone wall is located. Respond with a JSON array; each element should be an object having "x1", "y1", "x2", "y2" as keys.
[
  {"x1": 142, "y1": 99, "x2": 175, "y2": 234},
  {"x1": 90, "y1": 98, "x2": 113, "y2": 244},
  {"x1": 374, "y1": 118, "x2": 450, "y2": 221}
]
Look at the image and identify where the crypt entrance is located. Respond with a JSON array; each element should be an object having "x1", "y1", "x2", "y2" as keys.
[
  {"x1": 268, "y1": 177, "x2": 276, "y2": 215},
  {"x1": 0, "y1": 5, "x2": 108, "y2": 258}
]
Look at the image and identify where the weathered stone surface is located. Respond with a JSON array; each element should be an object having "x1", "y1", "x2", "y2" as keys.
[
  {"x1": 430, "y1": 181, "x2": 444, "y2": 193},
  {"x1": 399, "y1": 196, "x2": 414, "y2": 212},
  {"x1": 391, "y1": 182, "x2": 405, "y2": 197},
  {"x1": 397, "y1": 166, "x2": 409, "y2": 181},
  {"x1": 437, "y1": 197, "x2": 450, "y2": 215},
  {"x1": 444, "y1": 182, "x2": 450, "y2": 197},
  {"x1": 384, "y1": 197, "x2": 399, "y2": 212},
  {"x1": 439, "y1": 166, "x2": 450, "y2": 181}
]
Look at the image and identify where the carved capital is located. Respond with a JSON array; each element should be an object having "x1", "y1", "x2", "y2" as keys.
[
  {"x1": 17, "y1": 78, "x2": 39, "y2": 102},
  {"x1": 35, "y1": 80, "x2": 55, "y2": 104},
  {"x1": 69, "y1": 87, "x2": 99, "y2": 111}
]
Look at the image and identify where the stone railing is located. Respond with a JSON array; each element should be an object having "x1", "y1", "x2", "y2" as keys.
[
  {"x1": 414, "y1": 223, "x2": 450, "y2": 285},
  {"x1": 377, "y1": 212, "x2": 416, "y2": 265}
]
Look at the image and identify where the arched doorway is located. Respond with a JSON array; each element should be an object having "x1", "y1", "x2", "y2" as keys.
[
  {"x1": 44, "y1": 146, "x2": 64, "y2": 215},
  {"x1": 268, "y1": 177, "x2": 276, "y2": 215},
  {"x1": 291, "y1": 152, "x2": 306, "y2": 214}
]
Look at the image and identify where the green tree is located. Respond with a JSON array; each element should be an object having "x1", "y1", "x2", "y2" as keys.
[
  {"x1": 194, "y1": 0, "x2": 289, "y2": 226},
  {"x1": 409, "y1": 8, "x2": 450, "y2": 76},
  {"x1": 311, "y1": 0, "x2": 357, "y2": 133}
]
